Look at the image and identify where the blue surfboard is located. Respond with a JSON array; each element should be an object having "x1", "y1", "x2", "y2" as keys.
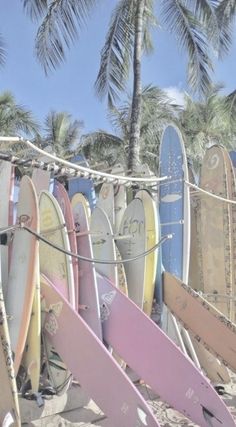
[
  {"x1": 229, "y1": 150, "x2": 236, "y2": 169},
  {"x1": 158, "y1": 125, "x2": 200, "y2": 366},
  {"x1": 159, "y1": 125, "x2": 189, "y2": 280},
  {"x1": 67, "y1": 155, "x2": 96, "y2": 211}
]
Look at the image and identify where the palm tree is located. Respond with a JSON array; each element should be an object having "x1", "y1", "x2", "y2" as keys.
[
  {"x1": 22, "y1": 1, "x2": 225, "y2": 172},
  {"x1": 179, "y1": 84, "x2": 236, "y2": 169},
  {"x1": 80, "y1": 84, "x2": 179, "y2": 171},
  {"x1": 36, "y1": 110, "x2": 84, "y2": 157},
  {"x1": 216, "y1": 0, "x2": 236, "y2": 59},
  {"x1": 0, "y1": 91, "x2": 39, "y2": 136}
]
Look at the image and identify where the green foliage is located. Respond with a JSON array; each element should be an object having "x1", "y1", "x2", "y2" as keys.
[
  {"x1": 23, "y1": 0, "x2": 97, "y2": 74},
  {"x1": 35, "y1": 110, "x2": 84, "y2": 157},
  {"x1": 0, "y1": 91, "x2": 39, "y2": 136},
  {"x1": 179, "y1": 84, "x2": 236, "y2": 169}
]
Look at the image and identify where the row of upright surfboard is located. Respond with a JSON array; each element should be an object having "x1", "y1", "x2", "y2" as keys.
[{"x1": 0, "y1": 125, "x2": 236, "y2": 426}]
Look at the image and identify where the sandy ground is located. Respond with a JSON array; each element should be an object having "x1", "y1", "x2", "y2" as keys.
[{"x1": 30, "y1": 375, "x2": 236, "y2": 426}]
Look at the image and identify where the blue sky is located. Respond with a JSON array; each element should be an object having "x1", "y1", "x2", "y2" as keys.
[{"x1": 0, "y1": 1, "x2": 235, "y2": 135}]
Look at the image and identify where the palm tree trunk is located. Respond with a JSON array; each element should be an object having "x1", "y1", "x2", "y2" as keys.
[{"x1": 128, "y1": 0, "x2": 145, "y2": 173}]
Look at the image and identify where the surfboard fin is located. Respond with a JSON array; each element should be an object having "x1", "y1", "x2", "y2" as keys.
[{"x1": 202, "y1": 406, "x2": 222, "y2": 426}]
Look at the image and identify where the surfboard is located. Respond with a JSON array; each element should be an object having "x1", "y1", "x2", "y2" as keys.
[
  {"x1": 0, "y1": 287, "x2": 21, "y2": 426},
  {"x1": 21, "y1": 253, "x2": 41, "y2": 393},
  {"x1": 187, "y1": 165, "x2": 229, "y2": 383},
  {"x1": 53, "y1": 180, "x2": 79, "y2": 311},
  {"x1": 188, "y1": 164, "x2": 202, "y2": 292},
  {"x1": 0, "y1": 161, "x2": 14, "y2": 298},
  {"x1": 97, "y1": 183, "x2": 115, "y2": 231},
  {"x1": 41, "y1": 274, "x2": 160, "y2": 427},
  {"x1": 135, "y1": 189, "x2": 158, "y2": 317},
  {"x1": 6, "y1": 176, "x2": 39, "y2": 374},
  {"x1": 188, "y1": 146, "x2": 232, "y2": 382},
  {"x1": 68, "y1": 155, "x2": 96, "y2": 211},
  {"x1": 90, "y1": 206, "x2": 118, "y2": 287},
  {"x1": 115, "y1": 246, "x2": 128, "y2": 296},
  {"x1": 224, "y1": 149, "x2": 236, "y2": 325},
  {"x1": 39, "y1": 191, "x2": 75, "y2": 394},
  {"x1": 198, "y1": 145, "x2": 232, "y2": 318},
  {"x1": 39, "y1": 191, "x2": 75, "y2": 307},
  {"x1": 116, "y1": 198, "x2": 146, "y2": 308},
  {"x1": 31, "y1": 146, "x2": 55, "y2": 195},
  {"x1": 229, "y1": 150, "x2": 236, "y2": 323},
  {"x1": 97, "y1": 273, "x2": 235, "y2": 427},
  {"x1": 159, "y1": 125, "x2": 198, "y2": 364},
  {"x1": 163, "y1": 272, "x2": 236, "y2": 374},
  {"x1": 112, "y1": 164, "x2": 127, "y2": 233},
  {"x1": 71, "y1": 193, "x2": 102, "y2": 340}
]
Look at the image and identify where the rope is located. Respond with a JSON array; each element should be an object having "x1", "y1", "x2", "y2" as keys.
[
  {"x1": 22, "y1": 225, "x2": 172, "y2": 264},
  {"x1": 185, "y1": 180, "x2": 236, "y2": 205},
  {"x1": 0, "y1": 137, "x2": 167, "y2": 184}
]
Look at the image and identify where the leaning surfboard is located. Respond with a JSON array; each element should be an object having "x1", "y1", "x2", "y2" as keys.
[
  {"x1": 6, "y1": 176, "x2": 39, "y2": 374},
  {"x1": 0, "y1": 287, "x2": 21, "y2": 426},
  {"x1": 0, "y1": 161, "x2": 14, "y2": 298},
  {"x1": 71, "y1": 193, "x2": 102, "y2": 339},
  {"x1": 41, "y1": 274, "x2": 160, "y2": 427},
  {"x1": 159, "y1": 125, "x2": 198, "y2": 365},
  {"x1": 53, "y1": 180, "x2": 79, "y2": 311},
  {"x1": 135, "y1": 189, "x2": 158, "y2": 316},
  {"x1": 198, "y1": 145, "x2": 232, "y2": 318},
  {"x1": 163, "y1": 272, "x2": 236, "y2": 374},
  {"x1": 116, "y1": 198, "x2": 146, "y2": 309},
  {"x1": 97, "y1": 182, "x2": 115, "y2": 231},
  {"x1": 21, "y1": 252, "x2": 41, "y2": 393},
  {"x1": 97, "y1": 273, "x2": 235, "y2": 427},
  {"x1": 39, "y1": 191, "x2": 75, "y2": 394},
  {"x1": 90, "y1": 206, "x2": 118, "y2": 287}
]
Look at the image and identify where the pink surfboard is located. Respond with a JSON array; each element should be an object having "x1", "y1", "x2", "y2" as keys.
[
  {"x1": 53, "y1": 180, "x2": 79, "y2": 311},
  {"x1": 41, "y1": 275, "x2": 160, "y2": 427},
  {"x1": 71, "y1": 193, "x2": 102, "y2": 339},
  {"x1": 96, "y1": 274, "x2": 235, "y2": 427}
]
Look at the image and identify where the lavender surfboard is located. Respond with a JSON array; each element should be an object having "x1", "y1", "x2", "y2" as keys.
[
  {"x1": 53, "y1": 180, "x2": 79, "y2": 311},
  {"x1": 96, "y1": 274, "x2": 235, "y2": 427},
  {"x1": 41, "y1": 275, "x2": 159, "y2": 427},
  {"x1": 71, "y1": 193, "x2": 102, "y2": 339}
]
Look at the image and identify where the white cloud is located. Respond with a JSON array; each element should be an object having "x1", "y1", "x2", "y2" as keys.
[{"x1": 164, "y1": 86, "x2": 186, "y2": 107}]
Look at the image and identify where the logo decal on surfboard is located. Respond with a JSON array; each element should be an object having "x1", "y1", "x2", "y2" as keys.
[
  {"x1": 100, "y1": 290, "x2": 117, "y2": 322},
  {"x1": 185, "y1": 388, "x2": 199, "y2": 404},
  {"x1": 49, "y1": 301, "x2": 63, "y2": 317},
  {"x1": 44, "y1": 301, "x2": 63, "y2": 335},
  {"x1": 44, "y1": 314, "x2": 59, "y2": 336},
  {"x1": 161, "y1": 194, "x2": 182, "y2": 203}
]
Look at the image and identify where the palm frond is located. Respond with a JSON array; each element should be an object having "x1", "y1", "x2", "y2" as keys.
[
  {"x1": 35, "y1": 0, "x2": 97, "y2": 73},
  {"x1": 94, "y1": 0, "x2": 136, "y2": 107},
  {"x1": 0, "y1": 33, "x2": 6, "y2": 67},
  {"x1": 184, "y1": 0, "x2": 219, "y2": 48},
  {"x1": 161, "y1": 0, "x2": 213, "y2": 95},
  {"x1": 80, "y1": 131, "x2": 126, "y2": 166},
  {"x1": 223, "y1": 89, "x2": 236, "y2": 128},
  {"x1": 216, "y1": 0, "x2": 236, "y2": 58},
  {"x1": 43, "y1": 110, "x2": 83, "y2": 155},
  {"x1": 142, "y1": 0, "x2": 158, "y2": 53},
  {"x1": 0, "y1": 91, "x2": 40, "y2": 136},
  {"x1": 22, "y1": 0, "x2": 48, "y2": 21}
]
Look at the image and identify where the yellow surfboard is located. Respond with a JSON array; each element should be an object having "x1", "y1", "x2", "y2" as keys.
[
  {"x1": 135, "y1": 189, "x2": 158, "y2": 317},
  {"x1": 21, "y1": 253, "x2": 41, "y2": 393}
]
